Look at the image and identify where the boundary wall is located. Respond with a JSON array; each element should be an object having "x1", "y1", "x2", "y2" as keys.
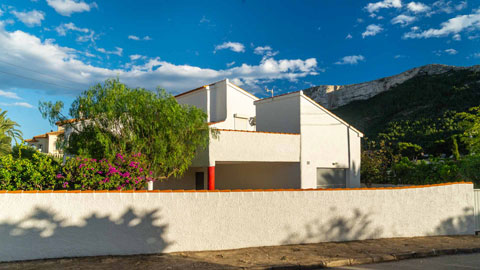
[{"x1": 0, "y1": 182, "x2": 474, "y2": 262}]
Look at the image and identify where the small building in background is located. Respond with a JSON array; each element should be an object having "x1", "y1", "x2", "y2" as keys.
[
  {"x1": 154, "y1": 79, "x2": 363, "y2": 190},
  {"x1": 24, "y1": 125, "x2": 64, "y2": 158}
]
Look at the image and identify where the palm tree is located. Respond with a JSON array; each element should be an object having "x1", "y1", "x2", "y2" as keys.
[{"x1": 0, "y1": 109, "x2": 22, "y2": 155}]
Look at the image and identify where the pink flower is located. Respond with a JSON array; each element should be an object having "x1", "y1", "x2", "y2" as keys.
[
  {"x1": 62, "y1": 182, "x2": 69, "y2": 188},
  {"x1": 116, "y1": 153, "x2": 124, "y2": 160},
  {"x1": 56, "y1": 174, "x2": 64, "y2": 179},
  {"x1": 79, "y1": 164, "x2": 86, "y2": 169}
]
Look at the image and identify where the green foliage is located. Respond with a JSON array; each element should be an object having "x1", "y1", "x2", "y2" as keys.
[
  {"x1": 60, "y1": 153, "x2": 153, "y2": 190},
  {"x1": 397, "y1": 142, "x2": 423, "y2": 160},
  {"x1": 390, "y1": 157, "x2": 460, "y2": 185},
  {"x1": 360, "y1": 140, "x2": 399, "y2": 186},
  {"x1": 332, "y1": 70, "x2": 480, "y2": 156},
  {"x1": 0, "y1": 109, "x2": 23, "y2": 155},
  {"x1": 456, "y1": 106, "x2": 480, "y2": 154},
  {"x1": 458, "y1": 154, "x2": 480, "y2": 184},
  {"x1": 39, "y1": 79, "x2": 210, "y2": 180},
  {"x1": 11, "y1": 144, "x2": 41, "y2": 160},
  {"x1": 0, "y1": 153, "x2": 62, "y2": 191}
]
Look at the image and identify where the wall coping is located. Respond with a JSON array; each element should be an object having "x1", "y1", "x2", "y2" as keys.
[{"x1": 0, "y1": 182, "x2": 472, "y2": 194}]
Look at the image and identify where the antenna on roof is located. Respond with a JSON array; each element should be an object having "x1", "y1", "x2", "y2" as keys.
[{"x1": 265, "y1": 86, "x2": 274, "y2": 98}]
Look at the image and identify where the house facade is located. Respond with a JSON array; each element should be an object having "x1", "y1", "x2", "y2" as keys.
[
  {"x1": 25, "y1": 126, "x2": 64, "y2": 157},
  {"x1": 154, "y1": 79, "x2": 363, "y2": 190}
]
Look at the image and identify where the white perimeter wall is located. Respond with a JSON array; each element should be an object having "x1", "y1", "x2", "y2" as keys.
[{"x1": 0, "y1": 183, "x2": 474, "y2": 262}]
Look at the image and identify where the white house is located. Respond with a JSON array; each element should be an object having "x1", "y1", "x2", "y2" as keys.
[
  {"x1": 154, "y1": 79, "x2": 363, "y2": 190},
  {"x1": 25, "y1": 126, "x2": 64, "y2": 158}
]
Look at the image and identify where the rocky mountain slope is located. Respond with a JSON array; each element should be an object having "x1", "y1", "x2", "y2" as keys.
[{"x1": 303, "y1": 64, "x2": 480, "y2": 109}]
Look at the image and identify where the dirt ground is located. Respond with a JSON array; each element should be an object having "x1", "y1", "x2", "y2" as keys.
[{"x1": 1, "y1": 235, "x2": 479, "y2": 269}]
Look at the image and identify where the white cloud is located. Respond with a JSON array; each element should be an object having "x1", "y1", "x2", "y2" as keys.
[
  {"x1": 11, "y1": 10, "x2": 45, "y2": 27},
  {"x1": 394, "y1": 54, "x2": 406, "y2": 59},
  {"x1": 0, "y1": 8, "x2": 3, "y2": 17},
  {"x1": 0, "y1": 24, "x2": 319, "y2": 95},
  {"x1": 55, "y1": 22, "x2": 89, "y2": 36},
  {"x1": 0, "y1": 89, "x2": 21, "y2": 99},
  {"x1": 335, "y1": 55, "x2": 365, "y2": 65},
  {"x1": 214, "y1": 41, "x2": 245, "y2": 53},
  {"x1": 453, "y1": 33, "x2": 461, "y2": 40},
  {"x1": 226, "y1": 61, "x2": 235, "y2": 67},
  {"x1": 200, "y1": 16, "x2": 210, "y2": 24},
  {"x1": 391, "y1": 14, "x2": 416, "y2": 26},
  {"x1": 128, "y1": 35, "x2": 151, "y2": 41},
  {"x1": 473, "y1": 52, "x2": 480, "y2": 58},
  {"x1": 345, "y1": 33, "x2": 353, "y2": 39},
  {"x1": 96, "y1": 47, "x2": 123, "y2": 56},
  {"x1": 407, "y1": 2, "x2": 430, "y2": 13},
  {"x1": 0, "y1": 102, "x2": 34, "y2": 108},
  {"x1": 253, "y1": 46, "x2": 279, "y2": 59},
  {"x1": 129, "y1": 54, "x2": 146, "y2": 61},
  {"x1": 445, "y1": 48, "x2": 458, "y2": 55},
  {"x1": 404, "y1": 10, "x2": 480, "y2": 39},
  {"x1": 455, "y1": 1, "x2": 468, "y2": 11},
  {"x1": 428, "y1": 0, "x2": 467, "y2": 15},
  {"x1": 362, "y1": 24, "x2": 383, "y2": 38},
  {"x1": 365, "y1": 0, "x2": 402, "y2": 13},
  {"x1": 46, "y1": 0, "x2": 97, "y2": 16}
]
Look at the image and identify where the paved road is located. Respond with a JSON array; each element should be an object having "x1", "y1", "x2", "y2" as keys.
[{"x1": 335, "y1": 254, "x2": 480, "y2": 269}]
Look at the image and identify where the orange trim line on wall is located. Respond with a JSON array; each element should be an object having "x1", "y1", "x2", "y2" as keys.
[
  {"x1": 216, "y1": 129, "x2": 300, "y2": 135},
  {"x1": 0, "y1": 182, "x2": 472, "y2": 194}
]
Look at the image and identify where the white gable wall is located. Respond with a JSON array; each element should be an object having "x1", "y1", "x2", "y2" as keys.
[
  {"x1": 176, "y1": 89, "x2": 209, "y2": 119},
  {"x1": 255, "y1": 94, "x2": 301, "y2": 134},
  {"x1": 223, "y1": 81, "x2": 257, "y2": 131},
  {"x1": 299, "y1": 94, "x2": 361, "y2": 188}
]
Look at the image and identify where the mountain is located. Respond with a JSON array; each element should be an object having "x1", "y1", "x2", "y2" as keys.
[
  {"x1": 302, "y1": 64, "x2": 480, "y2": 155},
  {"x1": 303, "y1": 64, "x2": 480, "y2": 110}
]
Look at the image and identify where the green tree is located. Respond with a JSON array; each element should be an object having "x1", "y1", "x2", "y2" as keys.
[
  {"x1": 457, "y1": 106, "x2": 480, "y2": 154},
  {"x1": 39, "y1": 79, "x2": 210, "y2": 180},
  {"x1": 0, "y1": 109, "x2": 22, "y2": 155}
]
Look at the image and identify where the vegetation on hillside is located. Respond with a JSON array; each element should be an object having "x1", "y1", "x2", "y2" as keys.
[{"x1": 330, "y1": 69, "x2": 480, "y2": 186}]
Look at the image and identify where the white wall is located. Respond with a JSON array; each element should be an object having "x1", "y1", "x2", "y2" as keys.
[
  {"x1": 0, "y1": 183, "x2": 474, "y2": 262},
  {"x1": 255, "y1": 93, "x2": 301, "y2": 134},
  {"x1": 299, "y1": 94, "x2": 362, "y2": 189},
  {"x1": 224, "y1": 82, "x2": 257, "y2": 131},
  {"x1": 176, "y1": 89, "x2": 208, "y2": 117},
  {"x1": 209, "y1": 130, "x2": 300, "y2": 163},
  {"x1": 216, "y1": 162, "x2": 301, "y2": 189}
]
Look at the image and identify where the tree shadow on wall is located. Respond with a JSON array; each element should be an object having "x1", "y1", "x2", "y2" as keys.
[
  {"x1": 282, "y1": 208, "x2": 384, "y2": 245},
  {"x1": 432, "y1": 207, "x2": 476, "y2": 235},
  {"x1": 0, "y1": 207, "x2": 171, "y2": 262}
]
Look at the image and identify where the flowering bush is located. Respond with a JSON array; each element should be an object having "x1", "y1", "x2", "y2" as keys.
[
  {"x1": 60, "y1": 153, "x2": 153, "y2": 190},
  {"x1": 0, "y1": 153, "x2": 62, "y2": 190}
]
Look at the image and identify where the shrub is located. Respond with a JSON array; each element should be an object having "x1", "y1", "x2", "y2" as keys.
[
  {"x1": 0, "y1": 153, "x2": 62, "y2": 190},
  {"x1": 60, "y1": 152, "x2": 153, "y2": 190},
  {"x1": 390, "y1": 157, "x2": 460, "y2": 185},
  {"x1": 459, "y1": 154, "x2": 480, "y2": 187}
]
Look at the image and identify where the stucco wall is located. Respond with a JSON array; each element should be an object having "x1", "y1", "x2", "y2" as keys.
[
  {"x1": 255, "y1": 94, "x2": 301, "y2": 134},
  {"x1": 209, "y1": 130, "x2": 300, "y2": 163},
  {"x1": 176, "y1": 89, "x2": 208, "y2": 116},
  {"x1": 0, "y1": 183, "x2": 474, "y2": 262},
  {"x1": 215, "y1": 162, "x2": 301, "y2": 189},
  {"x1": 299, "y1": 95, "x2": 361, "y2": 189}
]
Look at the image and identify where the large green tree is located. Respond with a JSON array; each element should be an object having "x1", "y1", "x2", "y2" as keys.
[
  {"x1": 0, "y1": 109, "x2": 22, "y2": 155},
  {"x1": 39, "y1": 79, "x2": 210, "y2": 180}
]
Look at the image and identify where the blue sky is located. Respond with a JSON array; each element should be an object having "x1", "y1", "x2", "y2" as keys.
[{"x1": 0, "y1": 0, "x2": 479, "y2": 140}]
